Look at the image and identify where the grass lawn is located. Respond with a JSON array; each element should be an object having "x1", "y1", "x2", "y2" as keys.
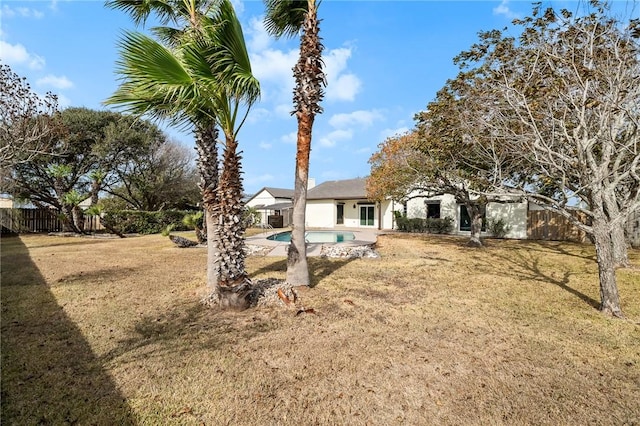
[{"x1": 1, "y1": 232, "x2": 639, "y2": 425}]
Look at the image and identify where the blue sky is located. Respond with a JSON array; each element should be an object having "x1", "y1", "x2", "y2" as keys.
[{"x1": 2, "y1": 0, "x2": 630, "y2": 195}]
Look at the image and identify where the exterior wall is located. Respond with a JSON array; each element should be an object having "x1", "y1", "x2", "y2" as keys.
[
  {"x1": 306, "y1": 199, "x2": 392, "y2": 229},
  {"x1": 405, "y1": 193, "x2": 528, "y2": 239},
  {"x1": 486, "y1": 201, "x2": 528, "y2": 239},
  {"x1": 245, "y1": 190, "x2": 276, "y2": 208},
  {"x1": 380, "y1": 199, "x2": 397, "y2": 230},
  {"x1": 305, "y1": 200, "x2": 335, "y2": 228}
]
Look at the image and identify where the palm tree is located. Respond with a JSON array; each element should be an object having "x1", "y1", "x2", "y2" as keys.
[
  {"x1": 105, "y1": 0, "x2": 259, "y2": 306},
  {"x1": 263, "y1": 0, "x2": 325, "y2": 287}
]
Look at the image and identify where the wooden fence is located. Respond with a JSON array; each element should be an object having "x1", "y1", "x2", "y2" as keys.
[
  {"x1": 527, "y1": 210, "x2": 590, "y2": 243},
  {"x1": 0, "y1": 208, "x2": 104, "y2": 234}
]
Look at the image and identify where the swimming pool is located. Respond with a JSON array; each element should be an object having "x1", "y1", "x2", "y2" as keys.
[{"x1": 267, "y1": 231, "x2": 356, "y2": 243}]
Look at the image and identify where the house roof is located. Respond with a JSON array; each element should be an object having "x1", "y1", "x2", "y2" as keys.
[
  {"x1": 307, "y1": 177, "x2": 369, "y2": 200},
  {"x1": 262, "y1": 187, "x2": 294, "y2": 199},
  {"x1": 260, "y1": 202, "x2": 293, "y2": 210},
  {"x1": 245, "y1": 187, "x2": 294, "y2": 204}
]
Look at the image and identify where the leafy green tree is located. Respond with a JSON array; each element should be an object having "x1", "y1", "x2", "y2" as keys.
[
  {"x1": 9, "y1": 108, "x2": 168, "y2": 232},
  {"x1": 105, "y1": 138, "x2": 200, "y2": 211},
  {"x1": 106, "y1": 0, "x2": 260, "y2": 306},
  {"x1": 263, "y1": 0, "x2": 326, "y2": 286}
]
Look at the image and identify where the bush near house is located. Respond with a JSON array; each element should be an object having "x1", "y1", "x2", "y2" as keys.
[
  {"x1": 395, "y1": 212, "x2": 454, "y2": 234},
  {"x1": 102, "y1": 210, "x2": 194, "y2": 235}
]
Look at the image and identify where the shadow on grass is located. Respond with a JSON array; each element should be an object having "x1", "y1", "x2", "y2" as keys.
[
  {"x1": 250, "y1": 256, "x2": 357, "y2": 287},
  {"x1": 0, "y1": 235, "x2": 136, "y2": 425},
  {"x1": 483, "y1": 244, "x2": 600, "y2": 309}
]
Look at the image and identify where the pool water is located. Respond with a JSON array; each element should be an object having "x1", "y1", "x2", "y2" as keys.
[{"x1": 267, "y1": 231, "x2": 356, "y2": 243}]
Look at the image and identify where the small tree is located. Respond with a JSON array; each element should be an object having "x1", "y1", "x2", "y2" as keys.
[{"x1": 0, "y1": 63, "x2": 61, "y2": 171}]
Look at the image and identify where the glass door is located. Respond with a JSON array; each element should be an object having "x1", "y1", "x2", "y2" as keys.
[
  {"x1": 359, "y1": 205, "x2": 374, "y2": 226},
  {"x1": 336, "y1": 204, "x2": 344, "y2": 225}
]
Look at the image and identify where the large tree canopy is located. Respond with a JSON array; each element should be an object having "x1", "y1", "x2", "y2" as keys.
[
  {"x1": 8, "y1": 108, "x2": 179, "y2": 231},
  {"x1": 451, "y1": 1, "x2": 639, "y2": 316}
]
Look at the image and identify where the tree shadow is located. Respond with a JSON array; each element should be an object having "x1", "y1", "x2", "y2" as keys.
[
  {"x1": 249, "y1": 256, "x2": 358, "y2": 288},
  {"x1": 481, "y1": 245, "x2": 600, "y2": 309},
  {"x1": 0, "y1": 235, "x2": 136, "y2": 425}
]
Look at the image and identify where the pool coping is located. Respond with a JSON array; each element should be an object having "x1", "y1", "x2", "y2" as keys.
[{"x1": 246, "y1": 228, "x2": 380, "y2": 257}]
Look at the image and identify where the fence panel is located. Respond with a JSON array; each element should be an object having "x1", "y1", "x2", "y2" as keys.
[{"x1": 527, "y1": 210, "x2": 589, "y2": 243}]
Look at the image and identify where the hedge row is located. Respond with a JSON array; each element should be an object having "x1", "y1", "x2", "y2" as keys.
[
  {"x1": 103, "y1": 210, "x2": 195, "y2": 235},
  {"x1": 395, "y1": 215, "x2": 454, "y2": 234}
]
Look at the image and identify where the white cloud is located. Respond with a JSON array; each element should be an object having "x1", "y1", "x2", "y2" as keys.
[
  {"x1": 328, "y1": 73, "x2": 361, "y2": 102},
  {"x1": 0, "y1": 40, "x2": 45, "y2": 70},
  {"x1": 379, "y1": 126, "x2": 410, "y2": 141},
  {"x1": 230, "y1": 0, "x2": 244, "y2": 16},
  {"x1": 493, "y1": 0, "x2": 520, "y2": 20},
  {"x1": 329, "y1": 110, "x2": 384, "y2": 129},
  {"x1": 259, "y1": 141, "x2": 272, "y2": 150},
  {"x1": 36, "y1": 74, "x2": 73, "y2": 89},
  {"x1": 324, "y1": 46, "x2": 362, "y2": 102},
  {"x1": 1, "y1": 5, "x2": 45, "y2": 19},
  {"x1": 355, "y1": 146, "x2": 372, "y2": 155},
  {"x1": 249, "y1": 48, "x2": 297, "y2": 102},
  {"x1": 318, "y1": 129, "x2": 353, "y2": 148},
  {"x1": 247, "y1": 107, "x2": 271, "y2": 124},
  {"x1": 246, "y1": 16, "x2": 271, "y2": 53},
  {"x1": 245, "y1": 173, "x2": 274, "y2": 186},
  {"x1": 281, "y1": 131, "x2": 297, "y2": 145}
]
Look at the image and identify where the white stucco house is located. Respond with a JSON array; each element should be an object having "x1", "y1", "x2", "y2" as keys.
[
  {"x1": 404, "y1": 192, "x2": 530, "y2": 239},
  {"x1": 245, "y1": 186, "x2": 295, "y2": 228},
  {"x1": 305, "y1": 177, "x2": 397, "y2": 230}
]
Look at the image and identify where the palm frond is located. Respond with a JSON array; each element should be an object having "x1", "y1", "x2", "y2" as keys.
[{"x1": 263, "y1": 0, "x2": 309, "y2": 38}]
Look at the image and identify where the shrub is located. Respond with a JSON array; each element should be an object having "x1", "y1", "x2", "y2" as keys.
[
  {"x1": 102, "y1": 210, "x2": 194, "y2": 235},
  {"x1": 394, "y1": 211, "x2": 453, "y2": 234},
  {"x1": 486, "y1": 217, "x2": 512, "y2": 238}
]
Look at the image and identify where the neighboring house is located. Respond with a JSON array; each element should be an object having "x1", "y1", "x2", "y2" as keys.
[
  {"x1": 245, "y1": 186, "x2": 296, "y2": 228},
  {"x1": 404, "y1": 192, "x2": 529, "y2": 239},
  {"x1": 305, "y1": 177, "x2": 396, "y2": 230}
]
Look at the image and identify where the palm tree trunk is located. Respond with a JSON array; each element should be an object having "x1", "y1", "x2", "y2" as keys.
[
  {"x1": 195, "y1": 124, "x2": 221, "y2": 293},
  {"x1": 287, "y1": 0, "x2": 324, "y2": 287},
  {"x1": 287, "y1": 116, "x2": 312, "y2": 286},
  {"x1": 218, "y1": 134, "x2": 248, "y2": 286}
]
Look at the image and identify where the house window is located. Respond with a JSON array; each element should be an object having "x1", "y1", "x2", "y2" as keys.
[
  {"x1": 459, "y1": 205, "x2": 486, "y2": 231},
  {"x1": 426, "y1": 201, "x2": 441, "y2": 219}
]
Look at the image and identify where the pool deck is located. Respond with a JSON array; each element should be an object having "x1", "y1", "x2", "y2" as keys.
[{"x1": 246, "y1": 228, "x2": 380, "y2": 257}]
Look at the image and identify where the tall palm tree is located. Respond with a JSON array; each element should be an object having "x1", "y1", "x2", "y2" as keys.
[
  {"x1": 105, "y1": 0, "x2": 259, "y2": 306},
  {"x1": 263, "y1": 0, "x2": 325, "y2": 287}
]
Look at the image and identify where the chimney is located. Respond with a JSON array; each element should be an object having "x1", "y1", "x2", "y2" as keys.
[{"x1": 307, "y1": 177, "x2": 316, "y2": 190}]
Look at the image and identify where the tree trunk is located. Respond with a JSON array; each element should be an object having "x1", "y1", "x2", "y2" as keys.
[
  {"x1": 592, "y1": 215, "x2": 623, "y2": 317},
  {"x1": 287, "y1": 0, "x2": 324, "y2": 287},
  {"x1": 611, "y1": 224, "x2": 630, "y2": 268},
  {"x1": 286, "y1": 120, "x2": 311, "y2": 286},
  {"x1": 72, "y1": 205, "x2": 84, "y2": 233},
  {"x1": 195, "y1": 124, "x2": 221, "y2": 294},
  {"x1": 60, "y1": 204, "x2": 79, "y2": 233},
  {"x1": 218, "y1": 134, "x2": 248, "y2": 287},
  {"x1": 467, "y1": 203, "x2": 483, "y2": 247},
  {"x1": 603, "y1": 190, "x2": 630, "y2": 267}
]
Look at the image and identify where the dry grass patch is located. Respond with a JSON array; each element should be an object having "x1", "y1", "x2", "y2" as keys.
[{"x1": 2, "y1": 232, "x2": 639, "y2": 425}]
